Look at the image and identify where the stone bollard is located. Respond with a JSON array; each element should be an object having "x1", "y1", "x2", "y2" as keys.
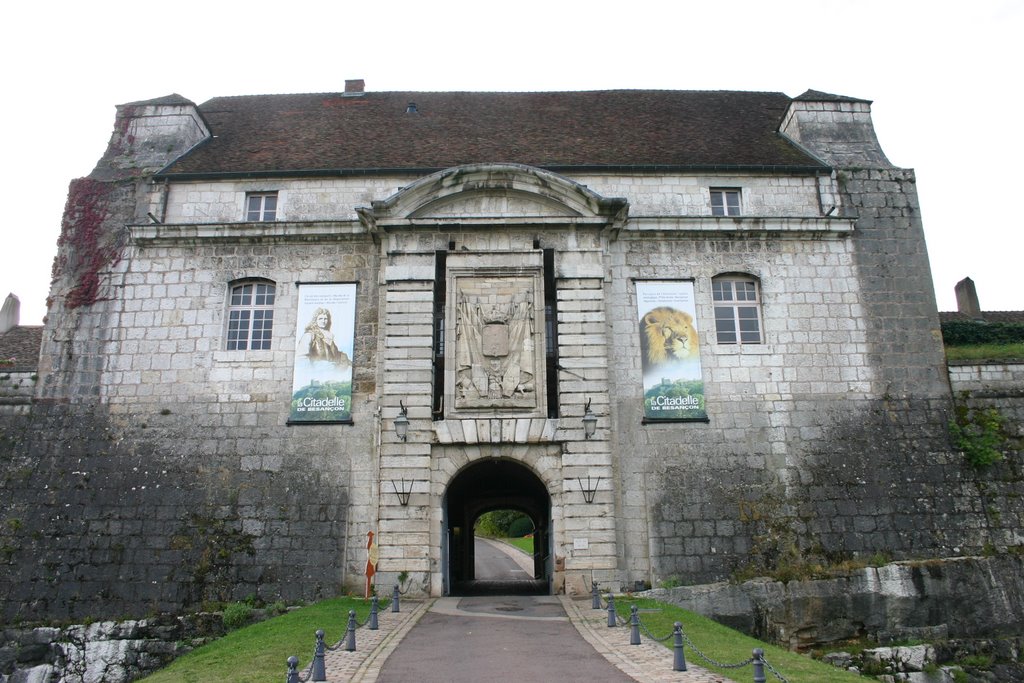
[
  {"x1": 606, "y1": 593, "x2": 617, "y2": 627},
  {"x1": 345, "y1": 610, "x2": 357, "y2": 652},
  {"x1": 629, "y1": 605, "x2": 640, "y2": 645},
  {"x1": 369, "y1": 595, "x2": 379, "y2": 630},
  {"x1": 286, "y1": 655, "x2": 300, "y2": 683},
  {"x1": 312, "y1": 629, "x2": 326, "y2": 681},
  {"x1": 672, "y1": 622, "x2": 687, "y2": 672},
  {"x1": 752, "y1": 648, "x2": 766, "y2": 683},
  {"x1": 392, "y1": 584, "x2": 401, "y2": 613},
  {"x1": 591, "y1": 580, "x2": 601, "y2": 610}
]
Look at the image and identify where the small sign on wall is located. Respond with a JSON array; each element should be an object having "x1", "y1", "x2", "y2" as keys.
[{"x1": 573, "y1": 537, "x2": 589, "y2": 550}]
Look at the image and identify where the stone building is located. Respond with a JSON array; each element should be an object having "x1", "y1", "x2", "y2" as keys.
[{"x1": 2, "y1": 82, "x2": 1020, "y2": 622}]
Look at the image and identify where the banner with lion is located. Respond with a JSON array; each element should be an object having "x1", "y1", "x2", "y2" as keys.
[{"x1": 636, "y1": 281, "x2": 707, "y2": 421}]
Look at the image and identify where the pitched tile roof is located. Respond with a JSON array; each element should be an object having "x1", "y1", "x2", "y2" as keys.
[
  {"x1": 159, "y1": 90, "x2": 827, "y2": 177},
  {"x1": 0, "y1": 325, "x2": 42, "y2": 371}
]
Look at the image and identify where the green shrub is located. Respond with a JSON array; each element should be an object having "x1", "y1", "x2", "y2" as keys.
[
  {"x1": 950, "y1": 405, "x2": 1007, "y2": 467},
  {"x1": 507, "y1": 516, "x2": 534, "y2": 537},
  {"x1": 941, "y1": 320, "x2": 1024, "y2": 346},
  {"x1": 222, "y1": 601, "x2": 253, "y2": 631},
  {"x1": 475, "y1": 509, "x2": 531, "y2": 537},
  {"x1": 958, "y1": 654, "x2": 994, "y2": 668}
]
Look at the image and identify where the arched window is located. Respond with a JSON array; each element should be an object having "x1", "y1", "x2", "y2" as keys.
[
  {"x1": 712, "y1": 274, "x2": 762, "y2": 344},
  {"x1": 226, "y1": 279, "x2": 276, "y2": 350}
]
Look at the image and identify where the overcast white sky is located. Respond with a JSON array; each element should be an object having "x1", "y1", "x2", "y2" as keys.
[{"x1": 2, "y1": 0, "x2": 1021, "y2": 325}]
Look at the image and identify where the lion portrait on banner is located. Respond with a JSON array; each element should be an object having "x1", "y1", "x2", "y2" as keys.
[{"x1": 639, "y1": 306, "x2": 699, "y2": 369}]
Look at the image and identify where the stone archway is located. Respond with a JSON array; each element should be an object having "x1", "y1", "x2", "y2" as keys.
[{"x1": 443, "y1": 458, "x2": 552, "y2": 595}]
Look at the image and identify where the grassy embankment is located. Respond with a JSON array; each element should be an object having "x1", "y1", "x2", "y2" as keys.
[
  {"x1": 503, "y1": 535, "x2": 533, "y2": 554},
  {"x1": 139, "y1": 596, "x2": 379, "y2": 683},
  {"x1": 945, "y1": 343, "x2": 1024, "y2": 361},
  {"x1": 613, "y1": 596, "x2": 862, "y2": 682},
  {"x1": 138, "y1": 590, "x2": 858, "y2": 682}
]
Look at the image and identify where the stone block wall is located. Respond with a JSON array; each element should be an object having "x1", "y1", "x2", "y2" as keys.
[
  {"x1": 0, "y1": 403, "x2": 358, "y2": 622},
  {"x1": 5, "y1": 196, "x2": 385, "y2": 621},
  {"x1": 607, "y1": 169, "x2": 1023, "y2": 586},
  {"x1": 949, "y1": 361, "x2": 1024, "y2": 429},
  {"x1": 161, "y1": 173, "x2": 830, "y2": 225},
  {"x1": 0, "y1": 371, "x2": 35, "y2": 416}
]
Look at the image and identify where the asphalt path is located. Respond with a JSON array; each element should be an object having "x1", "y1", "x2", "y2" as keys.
[
  {"x1": 474, "y1": 537, "x2": 534, "y2": 581},
  {"x1": 374, "y1": 595, "x2": 635, "y2": 683}
]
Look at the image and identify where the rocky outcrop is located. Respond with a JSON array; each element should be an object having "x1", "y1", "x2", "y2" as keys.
[
  {"x1": 0, "y1": 614, "x2": 223, "y2": 683},
  {"x1": 649, "y1": 556, "x2": 1024, "y2": 650}
]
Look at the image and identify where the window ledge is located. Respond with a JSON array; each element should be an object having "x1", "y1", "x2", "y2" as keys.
[
  {"x1": 710, "y1": 344, "x2": 774, "y2": 355},
  {"x1": 212, "y1": 350, "x2": 276, "y2": 364}
]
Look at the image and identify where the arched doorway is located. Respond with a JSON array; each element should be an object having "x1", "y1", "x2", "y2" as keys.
[{"x1": 443, "y1": 459, "x2": 552, "y2": 595}]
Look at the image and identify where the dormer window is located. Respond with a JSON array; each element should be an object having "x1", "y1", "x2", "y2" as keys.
[
  {"x1": 245, "y1": 192, "x2": 278, "y2": 221},
  {"x1": 710, "y1": 189, "x2": 741, "y2": 216}
]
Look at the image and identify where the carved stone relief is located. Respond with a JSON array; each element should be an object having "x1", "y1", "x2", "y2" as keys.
[{"x1": 451, "y1": 274, "x2": 544, "y2": 412}]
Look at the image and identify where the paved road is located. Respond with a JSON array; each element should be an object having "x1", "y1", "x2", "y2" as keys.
[
  {"x1": 374, "y1": 596, "x2": 635, "y2": 683},
  {"x1": 474, "y1": 537, "x2": 534, "y2": 580}
]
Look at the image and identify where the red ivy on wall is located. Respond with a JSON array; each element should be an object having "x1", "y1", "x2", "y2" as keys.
[{"x1": 54, "y1": 178, "x2": 123, "y2": 310}]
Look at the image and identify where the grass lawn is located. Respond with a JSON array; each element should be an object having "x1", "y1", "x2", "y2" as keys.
[
  {"x1": 503, "y1": 535, "x2": 533, "y2": 554},
  {"x1": 139, "y1": 597, "x2": 382, "y2": 683},
  {"x1": 614, "y1": 597, "x2": 862, "y2": 683},
  {"x1": 946, "y1": 343, "x2": 1024, "y2": 361}
]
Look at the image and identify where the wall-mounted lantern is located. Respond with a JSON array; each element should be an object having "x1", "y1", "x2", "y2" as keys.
[
  {"x1": 578, "y1": 475, "x2": 601, "y2": 504},
  {"x1": 391, "y1": 478, "x2": 414, "y2": 506},
  {"x1": 582, "y1": 398, "x2": 598, "y2": 439},
  {"x1": 394, "y1": 401, "x2": 409, "y2": 441}
]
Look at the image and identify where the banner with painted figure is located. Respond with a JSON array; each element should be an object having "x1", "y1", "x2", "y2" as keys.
[
  {"x1": 290, "y1": 283, "x2": 356, "y2": 423},
  {"x1": 635, "y1": 281, "x2": 707, "y2": 421}
]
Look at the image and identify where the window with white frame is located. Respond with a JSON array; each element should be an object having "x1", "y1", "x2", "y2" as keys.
[
  {"x1": 710, "y1": 188, "x2": 741, "y2": 216},
  {"x1": 226, "y1": 280, "x2": 276, "y2": 350},
  {"x1": 245, "y1": 192, "x2": 278, "y2": 221},
  {"x1": 712, "y1": 275, "x2": 762, "y2": 344}
]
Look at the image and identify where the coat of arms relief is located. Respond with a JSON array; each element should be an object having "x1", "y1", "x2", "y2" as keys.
[{"x1": 450, "y1": 273, "x2": 545, "y2": 413}]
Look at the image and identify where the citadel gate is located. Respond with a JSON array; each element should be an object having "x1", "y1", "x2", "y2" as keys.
[{"x1": 442, "y1": 458, "x2": 552, "y2": 595}]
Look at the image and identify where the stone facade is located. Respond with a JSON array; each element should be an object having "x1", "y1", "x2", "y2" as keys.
[{"x1": 1, "y1": 87, "x2": 1021, "y2": 623}]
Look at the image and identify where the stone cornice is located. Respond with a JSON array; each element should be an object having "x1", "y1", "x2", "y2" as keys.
[
  {"x1": 127, "y1": 220, "x2": 364, "y2": 245},
  {"x1": 625, "y1": 215, "x2": 855, "y2": 236}
]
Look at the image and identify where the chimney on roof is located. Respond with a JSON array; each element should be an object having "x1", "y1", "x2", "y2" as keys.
[
  {"x1": 0, "y1": 293, "x2": 20, "y2": 335},
  {"x1": 955, "y1": 277, "x2": 983, "y2": 320},
  {"x1": 345, "y1": 79, "x2": 365, "y2": 95}
]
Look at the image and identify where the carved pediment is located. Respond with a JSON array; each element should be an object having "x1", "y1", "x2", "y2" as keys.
[
  {"x1": 411, "y1": 189, "x2": 578, "y2": 219},
  {"x1": 357, "y1": 163, "x2": 628, "y2": 231}
]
